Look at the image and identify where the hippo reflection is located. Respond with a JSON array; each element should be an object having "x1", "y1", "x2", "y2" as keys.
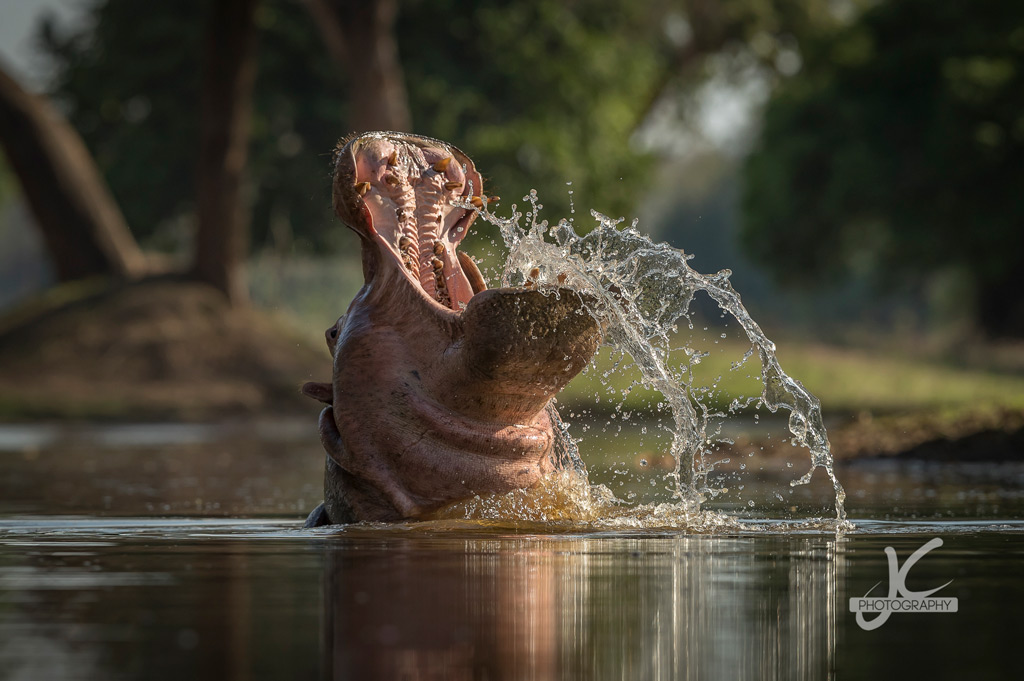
[{"x1": 303, "y1": 132, "x2": 601, "y2": 524}]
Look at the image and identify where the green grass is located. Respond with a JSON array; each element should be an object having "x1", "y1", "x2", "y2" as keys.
[
  {"x1": 768, "y1": 343, "x2": 1024, "y2": 413},
  {"x1": 559, "y1": 336, "x2": 1024, "y2": 417}
]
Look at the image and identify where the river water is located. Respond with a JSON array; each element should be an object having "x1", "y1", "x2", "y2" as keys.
[{"x1": 1, "y1": 421, "x2": 1022, "y2": 680}]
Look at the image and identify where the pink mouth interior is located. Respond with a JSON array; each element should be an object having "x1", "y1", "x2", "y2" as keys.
[{"x1": 352, "y1": 136, "x2": 480, "y2": 310}]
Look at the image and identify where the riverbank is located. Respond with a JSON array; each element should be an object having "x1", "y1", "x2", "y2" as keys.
[{"x1": 0, "y1": 277, "x2": 330, "y2": 421}]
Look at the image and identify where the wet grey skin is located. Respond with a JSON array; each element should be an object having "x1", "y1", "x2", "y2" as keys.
[{"x1": 302, "y1": 131, "x2": 601, "y2": 526}]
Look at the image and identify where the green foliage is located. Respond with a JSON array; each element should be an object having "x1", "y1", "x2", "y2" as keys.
[
  {"x1": 559, "y1": 337, "x2": 1024, "y2": 416},
  {"x1": 38, "y1": 0, "x2": 678, "y2": 252},
  {"x1": 39, "y1": 0, "x2": 343, "y2": 253},
  {"x1": 39, "y1": 0, "x2": 202, "y2": 245},
  {"x1": 398, "y1": 0, "x2": 665, "y2": 222},
  {"x1": 741, "y1": 0, "x2": 1024, "y2": 335}
]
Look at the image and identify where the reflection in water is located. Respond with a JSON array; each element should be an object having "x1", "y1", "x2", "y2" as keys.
[
  {"x1": 2, "y1": 520, "x2": 1022, "y2": 680},
  {"x1": 322, "y1": 533, "x2": 843, "y2": 680},
  {"x1": 0, "y1": 525, "x2": 321, "y2": 681}
]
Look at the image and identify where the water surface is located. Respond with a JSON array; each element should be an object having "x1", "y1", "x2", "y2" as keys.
[{"x1": 1, "y1": 422, "x2": 1022, "y2": 680}]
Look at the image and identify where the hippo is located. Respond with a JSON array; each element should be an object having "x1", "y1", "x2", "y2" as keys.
[{"x1": 302, "y1": 131, "x2": 601, "y2": 525}]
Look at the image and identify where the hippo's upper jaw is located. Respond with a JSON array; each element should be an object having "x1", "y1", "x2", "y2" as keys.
[
  {"x1": 303, "y1": 132, "x2": 601, "y2": 524},
  {"x1": 332, "y1": 131, "x2": 487, "y2": 312}
]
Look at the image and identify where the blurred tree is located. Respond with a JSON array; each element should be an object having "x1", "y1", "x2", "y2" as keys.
[
  {"x1": 303, "y1": 0, "x2": 410, "y2": 132},
  {"x1": 0, "y1": 62, "x2": 145, "y2": 281},
  {"x1": 33, "y1": 0, "x2": 688, "y2": 253},
  {"x1": 33, "y1": 0, "x2": 848, "y2": 256},
  {"x1": 394, "y1": 0, "x2": 669, "y2": 224},
  {"x1": 741, "y1": 0, "x2": 1024, "y2": 337},
  {"x1": 37, "y1": 0, "x2": 343, "y2": 255},
  {"x1": 194, "y1": 0, "x2": 260, "y2": 303}
]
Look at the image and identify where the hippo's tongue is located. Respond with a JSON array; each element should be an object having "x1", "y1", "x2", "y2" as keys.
[{"x1": 333, "y1": 132, "x2": 487, "y2": 310}]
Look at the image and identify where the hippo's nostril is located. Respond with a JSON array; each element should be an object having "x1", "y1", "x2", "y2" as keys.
[{"x1": 330, "y1": 328, "x2": 338, "y2": 339}]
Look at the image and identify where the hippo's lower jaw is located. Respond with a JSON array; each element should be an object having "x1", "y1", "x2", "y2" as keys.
[{"x1": 302, "y1": 132, "x2": 601, "y2": 524}]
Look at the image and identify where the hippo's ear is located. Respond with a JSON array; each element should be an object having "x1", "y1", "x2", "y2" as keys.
[{"x1": 301, "y1": 381, "x2": 333, "y2": 404}]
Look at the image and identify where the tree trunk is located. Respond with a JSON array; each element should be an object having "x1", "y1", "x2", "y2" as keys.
[
  {"x1": 302, "y1": 0, "x2": 411, "y2": 132},
  {"x1": 0, "y1": 63, "x2": 146, "y2": 281},
  {"x1": 194, "y1": 0, "x2": 260, "y2": 305}
]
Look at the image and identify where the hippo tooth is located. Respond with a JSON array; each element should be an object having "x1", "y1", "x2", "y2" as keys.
[
  {"x1": 457, "y1": 251, "x2": 488, "y2": 295},
  {"x1": 470, "y1": 196, "x2": 484, "y2": 208},
  {"x1": 355, "y1": 181, "x2": 371, "y2": 196},
  {"x1": 388, "y1": 150, "x2": 398, "y2": 165},
  {"x1": 433, "y1": 156, "x2": 453, "y2": 172},
  {"x1": 444, "y1": 181, "x2": 463, "y2": 190},
  {"x1": 433, "y1": 241, "x2": 445, "y2": 256},
  {"x1": 385, "y1": 175, "x2": 400, "y2": 186}
]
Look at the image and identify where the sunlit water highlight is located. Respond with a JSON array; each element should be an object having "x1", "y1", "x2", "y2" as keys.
[{"x1": 441, "y1": 192, "x2": 848, "y2": 531}]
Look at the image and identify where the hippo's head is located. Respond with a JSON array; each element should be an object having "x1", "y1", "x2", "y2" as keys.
[{"x1": 303, "y1": 132, "x2": 601, "y2": 524}]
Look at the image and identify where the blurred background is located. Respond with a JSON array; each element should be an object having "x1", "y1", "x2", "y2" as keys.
[{"x1": 1, "y1": 0, "x2": 1022, "y2": 457}]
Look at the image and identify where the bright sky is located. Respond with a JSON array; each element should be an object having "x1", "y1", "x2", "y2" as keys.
[{"x1": 0, "y1": 0, "x2": 82, "y2": 89}]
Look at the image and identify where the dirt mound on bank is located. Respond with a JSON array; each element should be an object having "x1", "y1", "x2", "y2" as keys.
[
  {"x1": 709, "y1": 408, "x2": 1024, "y2": 464},
  {"x1": 828, "y1": 408, "x2": 1024, "y2": 461},
  {"x1": 0, "y1": 278, "x2": 331, "y2": 420}
]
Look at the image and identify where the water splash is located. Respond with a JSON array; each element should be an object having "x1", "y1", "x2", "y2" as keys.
[
  {"x1": 454, "y1": 191, "x2": 848, "y2": 529},
  {"x1": 430, "y1": 469, "x2": 744, "y2": 532}
]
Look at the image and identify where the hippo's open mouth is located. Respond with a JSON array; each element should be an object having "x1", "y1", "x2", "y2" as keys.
[{"x1": 332, "y1": 131, "x2": 491, "y2": 311}]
